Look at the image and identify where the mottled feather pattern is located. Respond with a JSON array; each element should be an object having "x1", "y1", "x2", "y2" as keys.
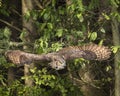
[
  {"x1": 80, "y1": 44, "x2": 111, "y2": 60},
  {"x1": 58, "y1": 44, "x2": 111, "y2": 61},
  {"x1": 5, "y1": 50, "x2": 22, "y2": 64},
  {"x1": 5, "y1": 44, "x2": 111, "y2": 70},
  {"x1": 5, "y1": 50, "x2": 32, "y2": 65}
]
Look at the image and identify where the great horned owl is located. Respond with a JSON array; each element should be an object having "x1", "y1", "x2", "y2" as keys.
[{"x1": 5, "y1": 44, "x2": 111, "y2": 70}]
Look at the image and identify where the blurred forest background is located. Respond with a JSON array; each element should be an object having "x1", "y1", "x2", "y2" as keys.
[{"x1": 0, "y1": 0, "x2": 120, "y2": 96}]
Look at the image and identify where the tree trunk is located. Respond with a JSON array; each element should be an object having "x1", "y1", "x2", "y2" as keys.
[
  {"x1": 111, "y1": 6, "x2": 120, "y2": 96},
  {"x1": 22, "y1": 0, "x2": 36, "y2": 86},
  {"x1": 8, "y1": 67, "x2": 15, "y2": 85}
]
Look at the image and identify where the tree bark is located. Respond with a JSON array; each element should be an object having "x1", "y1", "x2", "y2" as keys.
[
  {"x1": 8, "y1": 67, "x2": 15, "y2": 85},
  {"x1": 22, "y1": 0, "x2": 36, "y2": 86},
  {"x1": 111, "y1": 6, "x2": 120, "y2": 96}
]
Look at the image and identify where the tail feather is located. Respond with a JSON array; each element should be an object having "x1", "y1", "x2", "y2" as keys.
[{"x1": 81, "y1": 44, "x2": 111, "y2": 60}]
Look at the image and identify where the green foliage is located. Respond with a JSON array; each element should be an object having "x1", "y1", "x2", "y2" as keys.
[
  {"x1": 0, "y1": 0, "x2": 11, "y2": 16},
  {"x1": 0, "y1": 0, "x2": 117, "y2": 95},
  {"x1": 111, "y1": 46, "x2": 120, "y2": 53},
  {"x1": 110, "y1": 0, "x2": 120, "y2": 8},
  {"x1": 0, "y1": 27, "x2": 13, "y2": 96},
  {"x1": 34, "y1": 37, "x2": 63, "y2": 53},
  {"x1": 0, "y1": 27, "x2": 11, "y2": 50},
  {"x1": 110, "y1": 0, "x2": 120, "y2": 22},
  {"x1": 0, "y1": 27, "x2": 11, "y2": 66},
  {"x1": 3, "y1": 68, "x2": 82, "y2": 96},
  {"x1": 29, "y1": 68, "x2": 56, "y2": 87},
  {"x1": 88, "y1": 0, "x2": 100, "y2": 10}
]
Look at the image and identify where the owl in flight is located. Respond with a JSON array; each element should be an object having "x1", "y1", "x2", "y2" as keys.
[{"x1": 5, "y1": 44, "x2": 111, "y2": 70}]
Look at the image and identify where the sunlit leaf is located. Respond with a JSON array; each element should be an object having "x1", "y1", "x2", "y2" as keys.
[
  {"x1": 98, "y1": 40, "x2": 104, "y2": 45},
  {"x1": 100, "y1": 27, "x2": 106, "y2": 33},
  {"x1": 51, "y1": 42, "x2": 63, "y2": 51},
  {"x1": 106, "y1": 66, "x2": 112, "y2": 71},
  {"x1": 56, "y1": 29, "x2": 63, "y2": 37},
  {"x1": 111, "y1": 46, "x2": 120, "y2": 53},
  {"x1": 110, "y1": 0, "x2": 119, "y2": 7},
  {"x1": 88, "y1": 32, "x2": 97, "y2": 41},
  {"x1": 77, "y1": 13, "x2": 84, "y2": 22},
  {"x1": 47, "y1": 23, "x2": 53, "y2": 29},
  {"x1": 102, "y1": 13, "x2": 110, "y2": 20},
  {"x1": 19, "y1": 31, "x2": 27, "y2": 41},
  {"x1": 3, "y1": 27, "x2": 11, "y2": 39}
]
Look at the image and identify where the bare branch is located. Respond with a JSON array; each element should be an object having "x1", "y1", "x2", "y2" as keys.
[
  {"x1": 34, "y1": 0, "x2": 44, "y2": 9},
  {"x1": 9, "y1": 41, "x2": 33, "y2": 47},
  {"x1": 0, "y1": 19, "x2": 22, "y2": 32}
]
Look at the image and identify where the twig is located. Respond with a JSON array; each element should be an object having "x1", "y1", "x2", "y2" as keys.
[
  {"x1": 34, "y1": 0, "x2": 44, "y2": 9},
  {"x1": 0, "y1": 19, "x2": 22, "y2": 32}
]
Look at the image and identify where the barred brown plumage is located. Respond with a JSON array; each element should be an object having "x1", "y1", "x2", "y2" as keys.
[
  {"x1": 58, "y1": 44, "x2": 111, "y2": 61},
  {"x1": 5, "y1": 50, "x2": 33, "y2": 66},
  {"x1": 5, "y1": 44, "x2": 111, "y2": 70}
]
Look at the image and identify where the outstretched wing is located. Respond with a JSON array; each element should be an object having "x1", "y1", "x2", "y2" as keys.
[
  {"x1": 5, "y1": 44, "x2": 111, "y2": 70},
  {"x1": 5, "y1": 50, "x2": 33, "y2": 66},
  {"x1": 5, "y1": 50, "x2": 66, "y2": 70},
  {"x1": 58, "y1": 44, "x2": 111, "y2": 61}
]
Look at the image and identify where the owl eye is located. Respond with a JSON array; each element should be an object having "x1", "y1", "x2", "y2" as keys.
[{"x1": 49, "y1": 60, "x2": 66, "y2": 70}]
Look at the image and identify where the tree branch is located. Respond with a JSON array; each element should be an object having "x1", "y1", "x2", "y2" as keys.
[
  {"x1": 34, "y1": 0, "x2": 44, "y2": 9},
  {"x1": 0, "y1": 19, "x2": 22, "y2": 32}
]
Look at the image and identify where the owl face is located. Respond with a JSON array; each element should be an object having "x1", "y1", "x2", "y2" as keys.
[{"x1": 49, "y1": 59, "x2": 66, "y2": 70}]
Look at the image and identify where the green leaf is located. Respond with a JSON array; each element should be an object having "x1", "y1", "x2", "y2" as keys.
[
  {"x1": 102, "y1": 13, "x2": 110, "y2": 20},
  {"x1": 40, "y1": 23, "x2": 46, "y2": 31},
  {"x1": 98, "y1": 40, "x2": 104, "y2": 45},
  {"x1": 47, "y1": 23, "x2": 53, "y2": 29},
  {"x1": 24, "y1": 11, "x2": 31, "y2": 21},
  {"x1": 19, "y1": 30, "x2": 27, "y2": 41},
  {"x1": 56, "y1": 29, "x2": 63, "y2": 37},
  {"x1": 43, "y1": 12, "x2": 50, "y2": 20},
  {"x1": 30, "y1": 67, "x2": 37, "y2": 73},
  {"x1": 3, "y1": 27, "x2": 11, "y2": 39},
  {"x1": 88, "y1": 32, "x2": 97, "y2": 41},
  {"x1": 100, "y1": 27, "x2": 106, "y2": 33},
  {"x1": 51, "y1": 42, "x2": 63, "y2": 51},
  {"x1": 77, "y1": 13, "x2": 84, "y2": 22},
  {"x1": 110, "y1": 0, "x2": 119, "y2": 7},
  {"x1": 111, "y1": 46, "x2": 120, "y2": 53},
  {"x1": 106, "y1": 66, "x2": 112, "y2": 71}
]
